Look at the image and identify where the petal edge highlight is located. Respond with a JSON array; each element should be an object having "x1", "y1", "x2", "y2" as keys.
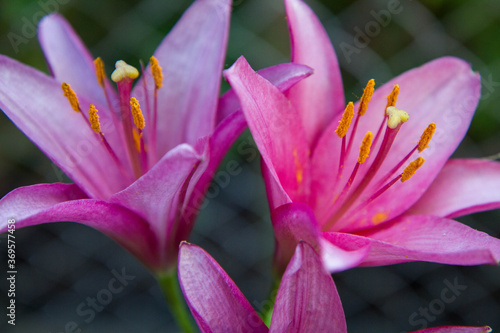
[
  {"x1": 409, "y1": 158, "x2": 500, "y2": 218},
  {"x1": 178, "y1": 242, "x2": 268, "y2": 333},
  {"x1": 270, "y1": 242, "x2": 347, "y2": 333}
]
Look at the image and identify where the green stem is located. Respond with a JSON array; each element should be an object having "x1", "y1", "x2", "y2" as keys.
[
  {"x1": 261, "y1": 275, "x2": 282, "y2": 327},
  {"x1": 157, "y1": 270, "x2": 197, "y2": 333}
]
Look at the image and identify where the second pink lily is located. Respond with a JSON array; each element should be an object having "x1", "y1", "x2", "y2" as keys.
[{"x1": 225, "y1": 0, "x2": 500, "y2": 274}]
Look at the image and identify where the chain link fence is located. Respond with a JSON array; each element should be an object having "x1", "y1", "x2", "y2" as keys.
[{"x1": 0, "y1": 0, "x2": 499, "y2": 331}]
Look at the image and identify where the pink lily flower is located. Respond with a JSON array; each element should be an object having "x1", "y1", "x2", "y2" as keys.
[
  {"x1": 179, "y1": 241, "x2": 347, "y2": 332},
  {"x1": 178, "y1": 241, "x2": 492, "y2": 333},
  {"x1": 0, "y1": 0, "x2": 234, "y2": 273},
  {"x1": 0, "y1": 0, "x2": 312, "y2": 273},
  {"x1": 224, "y1": 0, "x2": 500, "y2": 274}
]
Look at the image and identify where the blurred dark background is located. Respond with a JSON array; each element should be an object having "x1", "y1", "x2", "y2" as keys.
[{"x1": 0, "y1": 0, "x2": 499, "y2": 332}]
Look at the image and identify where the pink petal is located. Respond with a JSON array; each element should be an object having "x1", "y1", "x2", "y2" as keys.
[
  {"x1": 38, "y1": 14, "x2": 135, "y2": 169},
  {"x1": 0, "y1": 183, "x2": 88, "y2": 224},
  {"x1": 38, "y1": 14, "x2": 110, "y2": 106},
  {"x1": 178, "y1": 243, "x2": 268, "y2": 333},
  {"x1": 313, "y1": 57, "x2": 481, "y2": 231},
  {"x1": 133, "y1": 0, "x2": 231, "y2": 158},
  {"x1": 271, "y1": 206, "x2": 370, "y2": 274},
  {"x1": 270, "y1": 242, "x2": 347, "y2": 333},
  {"x1": 271, "y1": 203, "x2": 321, "y2": 274},
  {"x1": 110, "y1": 144, "x2": 201, "y2": 267},
  {"x1": 199, "y1": 64, "x2": 313, "y2": 215},
  {"x1": 409, "y1": 159, "x2": 500, "y2": 218},
  {"x1": 411, "y1": 326, "x2": 492, "y2": 333},
  {"x1": 217, "y1": 63, "x2": 313, "y2": 123},
  {"x1": 345, "y1": 57, "x2": 480, "y2": 230},
  {"x1": 0, "y1": 55, "x2": 129, "y2": 199},
  {"x1": 0, "y1": 183, "x2": 159, "y2": 270},
  {"x1": 319, "y1": 237, "x2": 371, "y2": 273},
  {"x1": 225, "y1": 56, "x2": 310, "y2": 206},
  {"x1": 284, "y1": 0, "x2": 345, "y2": 147},
  {"x1": 323, "y1": 215, "x2": 500, "y2": 268},
  {"x1": 365, "y1": 214, "x2": 500, "y2": 266},
  {"x1": 261, "y1": 161, "x2": 292, "y2": 209}
]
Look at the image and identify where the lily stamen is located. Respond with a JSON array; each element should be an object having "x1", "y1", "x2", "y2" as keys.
[
  {"x1": 88, "y1": 104, "x2": 101, "y2": 133},
  {"x1": 66, "y1": 56, "x2": 168, "y2": 179},
  {"x1": 346, "y1": 79, "x2": 375, "y2": 155},
  {"x1": 150, "y1": 56, "x2": 163, "y2": 90},
  {"x1": 61, "y1": 82, "x2": 81, "y2": 113},
  {"x1": 132, "y1": 129, "x2": 142, "y2": 152},
  {"x1": 344, "y1": 106, "x2": 408, "y2": 199},
  {"x1": 325, "y1": 83, "x2": 434, "y2": 229},
  {"x1": 385, "y1": 84, "x2": 400, "y2": 109},
  {"x1": 93, "y1": 57, "x2": 123, "y2": 135},
  {"x1": 325, "y1": 131, "x2": 373, "y2": 230},
  {"x1": 335, "y1": 102, "x2": 354, "y2": 139},
  {"x1": 401, "y1": 156, "x2": 425, "y2": 182},
  {"x1": 335, "y1": 102, "x2": 354, "y2": 175},
  {"x1": 372, "y1": 84, "x2": 400, "y2": 150},
  {"x1": 372, "y1": 122, "x2": 437, "y2": 193},
  {"x1": 353, "y1": 157, "x2": 426, "y2": 215},
  {"x1": 94, "y1": 57, "x2": 106, "y2": 88},
  {"x1": 339, "y1": 131, "x2": 374, "y2": 199},
  {"x1": 62, "y1": 82, "x2": 94, "y2": 128},
  {"x1": 358, "y1": 131, "x2": 373, "y2": 164},
  {"x1": 130, "y1": 97, "x2": 148, "y2": 170},
  {"x1": 149, "y1": 56, "x2": 163, "y2": 163},
  {"x1": 358, "y1": 79, "x2": 375, "y2": 116},
  {"x1": 418, "y1": 123, "x2": 437, "y2": 152},
  {"x1": 130, "y1": 97, "x2": 145, "y2": 130},
  {"x1": 88, "y1": 104, "x2": 129, "y2": 180}
]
